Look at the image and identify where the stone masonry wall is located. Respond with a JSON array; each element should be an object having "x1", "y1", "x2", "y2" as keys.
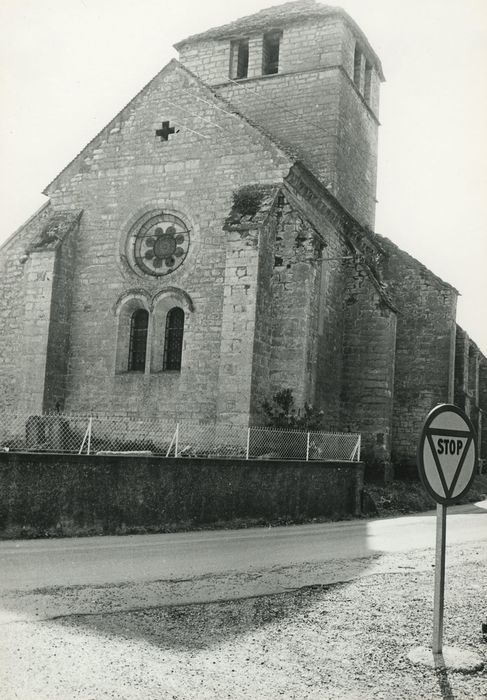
[
  {"x1": 249, "y1": 192, "x2": 349, "y2": 429},
  {"x1": 177, "y1": 39, "x2": 231, "y2": 85},
  {"x1": 335, "y1": 70, "x2": 379, "y2": 229},
  {"x1": 340, "y1": 262, "x2": 396, "y2": 473},
  {"x1": 217, "y1": 69, "x2": 339, "y2": 194},
  {"x1": 40, "y1": 63, "x2": 292, "y2": 422},
  {"x1": 217, "y1": 67, "x2": 377, "y2": 229},
  {"x1": 2, "y1": 216, "x2": 78, "y2": 415},
  {"x1": 454, "y1": 326, "x2": 469, "y2": 407},
  {"x1": 311, "y1": 232, "x2": 348, "y2": 430},
  {"x1": 0, "y1": 203, "x2": 52, "y2": 412},
  {"x1": 249, "y1": 211, "x2": 278, "y2": 422},
  {"x1": 177, "y1": 18, "x2": 345, "y2": 85},
  {"x1": 454, "y1": 326, "x2": 485, "y2": 462},
  {"x1": 278, "y1": 176, "x2": 352, "y2": 430},
  {"x1": 180, "y1": 15, "x2": 379, "y2": 228},
  {"x1": 248, "y1": 186, "x2": 353, "y2": 430},
  {"x1": 178, "y1": 17, "x2": 380, "y2": 114},
  {"x1": 268, "y1": 203, "x2": 321, "y2": 409},
  {"x1": 18, "y1": 250, "x2": 57, "y2": 414},
  {"x1": 0, "y1": 452, "x2": 365, "y2": 537},
  {"x1": 216, "y1": 226, "x2": 261, "y2": 424},
  {"x1": 378, "y1": 236, "x2": 458, "y2": 472},
  {"x1": 281, "y1": 172, "x2": 361, "y2": 430},
  {"x1": 43, "y1": 228, "x2": 78, "y2": 412}
]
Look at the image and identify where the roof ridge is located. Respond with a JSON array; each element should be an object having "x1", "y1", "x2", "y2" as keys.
[
  {"x1": 194, "y1": 72, "x2": 301, "y2": 162},
  {"x1": 374, "y1": 232, "x2": 459, "y2": 294},
  {"x1": 43, "y1": 59, "x2": 297, "y2": 198},
  {"x1": 43, "y1": 60, "x2": 182, "y2": 195},
  {"x1": 174, "y1": 1, "x2": 335, "y2": 49}
]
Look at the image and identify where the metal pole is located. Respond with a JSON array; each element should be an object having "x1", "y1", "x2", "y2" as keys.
[
  {"x1": 78, "y1": 427, "x2": 87, "y2": 455},
  {"x1": 166, "y1": 430, "x2": 175, "y2": 458},
  {"x1": 246, "y1": 428, "x2": 250, "y2": 460},
  {"x1": 175, "y1": 423, "x2": 179, "y2": 458},
  {"x1": 306, "y1": 432, "x2": 310, "y2": 461},
  {"x1": 350, "y1": 436, "x2": 359, "y2": 462},
  {"x1": 433, "y1": 503, "x2": 447, "y2": 654},
  {"x1": 87, "y1": 417, "x2": 92, "y2": 455}
]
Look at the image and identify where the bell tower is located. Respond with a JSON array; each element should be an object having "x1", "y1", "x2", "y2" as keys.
[{"x1": 175, "y1": 0, "x2": 384, "y2": 228}]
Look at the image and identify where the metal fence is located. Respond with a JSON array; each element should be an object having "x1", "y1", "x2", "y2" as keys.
[{"x1": 0, "y1": 414, "x2": 361, "y2": 462}]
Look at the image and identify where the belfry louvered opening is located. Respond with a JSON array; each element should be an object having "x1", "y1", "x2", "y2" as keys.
[
  {"x1": 230, "y1": 38, "x2": 249, "y2": 79},
  {"x1": 262, "y1": 31, "x2": 281, "y2": 75}
]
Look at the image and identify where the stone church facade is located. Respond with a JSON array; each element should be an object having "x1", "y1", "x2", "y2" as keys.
[{"x1": 1, "y1": 0, "x2": 485, "y2": 471}]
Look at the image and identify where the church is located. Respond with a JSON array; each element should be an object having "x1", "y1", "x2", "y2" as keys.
[{"x1": 1, "y1": 0, "x2": 485, "y2": 473}]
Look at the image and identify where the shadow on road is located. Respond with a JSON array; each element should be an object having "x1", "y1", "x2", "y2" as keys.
[
  {"x1": 2, "y1": 529, "x2": 484, "y2": 700},
  {"x1": 0, "y1": 519, "x2": 377, "y2": 651},
  {"x1": 52, "y1": 582, "x2": 343, "y2": 651}
]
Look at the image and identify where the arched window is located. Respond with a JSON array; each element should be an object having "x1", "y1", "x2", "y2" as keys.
[
  {"x1": 163, "y1": 307, "x2": 184, "y2": 371},
  {"x1": 128, "y1": 309, "x2": 149, "y2": 371}
]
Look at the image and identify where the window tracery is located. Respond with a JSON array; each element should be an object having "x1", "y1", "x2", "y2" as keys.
[{"x1": 125, "y1": 210, "x2": 190, "y2": 277}]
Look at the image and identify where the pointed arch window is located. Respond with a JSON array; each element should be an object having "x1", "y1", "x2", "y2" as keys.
[
  {"x1": 128, "y1": 308, "x2": 149, "y2": 371},
  {"x1": 163, "y1": 307, "x2": 184, "y2": 371}
]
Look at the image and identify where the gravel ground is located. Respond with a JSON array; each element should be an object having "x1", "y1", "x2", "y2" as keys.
[{"x1": 1, "y1": 542, "x2": 486, "y2": 699}]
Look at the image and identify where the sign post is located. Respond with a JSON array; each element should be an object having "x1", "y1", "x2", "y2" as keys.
[
  {"x1": 432, "y1": 502, "x2": 446, "y2": 654},
  {"x1": 410, "y1": 403, "x2": 483, "y2": 671}
]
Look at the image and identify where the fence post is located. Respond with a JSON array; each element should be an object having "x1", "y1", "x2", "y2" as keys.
[
  {"x1": 78, "y1": 418, "x2": 91, "y2": 455},
  {"x1": 306, "y1": 432, "x2": 310, "y2": 461},
  {"x1": 246, "y1": 427, "x2": 250, "y2": 460},
  {"x1": 87, "y1": 417, "x2": 92, "y2": 455},
  {"x1": 351, "y1": 434, "x2": 361, "y2": 462},
  {"x1": 175, "y1": 423, "x2": 179, "y2": 458}
]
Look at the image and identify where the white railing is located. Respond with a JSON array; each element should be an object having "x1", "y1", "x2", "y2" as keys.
[{"x1": 0, "y1": 414, "x2": 361, "y2": 462}]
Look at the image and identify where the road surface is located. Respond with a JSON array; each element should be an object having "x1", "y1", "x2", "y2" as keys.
[
  {"x1": 1, "y1": 502, "x2": 486, "y2": 699},
  {"x1": 1, "y1": 500, "x2": 486, "y2": 597}
]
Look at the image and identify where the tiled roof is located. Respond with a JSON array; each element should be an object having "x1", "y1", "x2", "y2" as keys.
[{"x1": 174, "y1": 1, "x2": 335, "y2": 46}]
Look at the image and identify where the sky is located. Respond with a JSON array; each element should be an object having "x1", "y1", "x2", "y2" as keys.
[{"x1": 1, "y1": 0, "x2": 486, "y2": 353}]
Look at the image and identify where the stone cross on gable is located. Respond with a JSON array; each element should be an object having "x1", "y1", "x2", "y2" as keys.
[{"x1": 156, "y1": 121, "x2": 177, "y2": 141}]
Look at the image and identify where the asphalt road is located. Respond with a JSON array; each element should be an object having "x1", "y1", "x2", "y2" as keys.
[
  {"x1": 1, "y1": 500, "x2": 486, "y2": 594},
  {"x1": 1, "y1": 503, "x2": 486, "y2": 699}
]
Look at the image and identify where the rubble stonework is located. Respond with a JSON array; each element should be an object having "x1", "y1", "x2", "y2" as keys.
[
  {"x1": 455, "y1": 326, "x2": 487, "y2": 467},
  {"x1": 0, "y1": 1, "x2": 484, "y2": 475}
]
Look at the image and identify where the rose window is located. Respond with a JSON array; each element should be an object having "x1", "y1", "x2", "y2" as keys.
[{"x1": 130, "y1": 212, "x2": 190, "y2": 277}]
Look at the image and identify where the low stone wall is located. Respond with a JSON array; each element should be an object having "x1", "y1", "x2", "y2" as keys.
[{"x1": 0, "y1": 453, "x2": 364, "y2": 538}]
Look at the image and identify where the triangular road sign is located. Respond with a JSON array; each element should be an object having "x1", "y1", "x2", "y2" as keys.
[
  {"x1": 425, "y1": 430, "x2": 472, "y2": 499},
  {"x1": 417, "y1": 404, "x2": 477, "y2": 505}
]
